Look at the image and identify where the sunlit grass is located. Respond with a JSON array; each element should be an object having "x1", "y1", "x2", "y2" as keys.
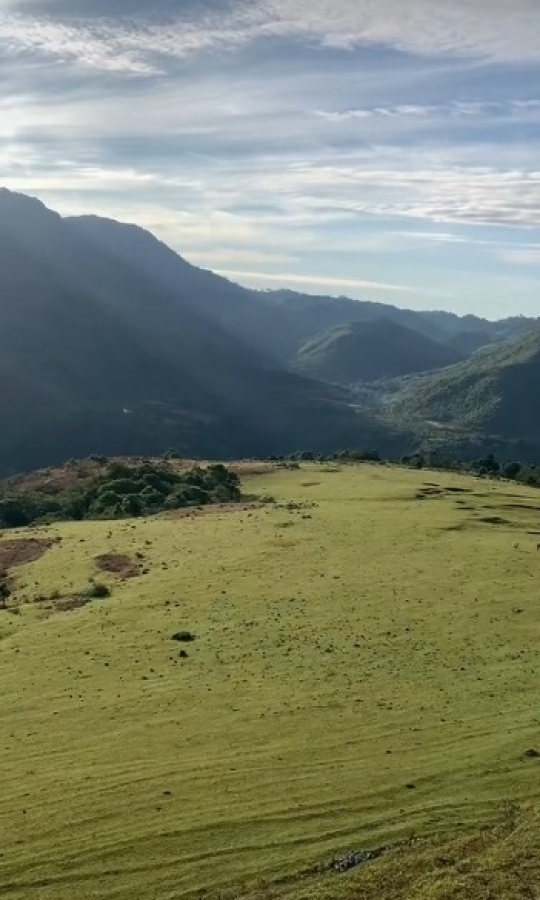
[{"x1": 1, "y1": 463, "x2": 540, "y2": 898}]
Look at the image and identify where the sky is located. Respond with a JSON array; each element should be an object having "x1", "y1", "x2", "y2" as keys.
[{"x1": 1, "y1": 0, "x2": 540, "y2": 318}]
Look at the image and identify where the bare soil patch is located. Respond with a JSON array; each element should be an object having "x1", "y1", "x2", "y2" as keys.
[
  {"x1": 0, "y1": 538, "x2": 55, "y2": 571},
  {"x1": 53, "y1": 595, "x2": 94, "y2": 613},
  {"x1": 95, "y1": 553, "x2": 141, "y2": 580}
]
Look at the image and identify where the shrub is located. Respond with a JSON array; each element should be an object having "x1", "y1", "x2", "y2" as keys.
[
  {"x1": 0, "y1": 499, "x2": 30, "y2": 528},
  {"x1": 172, "y1": 631, "x2": 196, "y2": 643},
  {"x1": 86, "y1": 582, "x2": 111, "y2": 599},
  {"x1": 122, "y1": 494, "x2": 143, "y2": 517}
]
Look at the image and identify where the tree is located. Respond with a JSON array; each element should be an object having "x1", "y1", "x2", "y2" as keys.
[
  {"x1": 122, "y1": 495, "x2": 142, "y2": 517},
  {"x1": 0, "y1": 576, "x2": 11, "y2": 609},
  {"x1": 0, "y1": 499, "x2": 30, "y2": 529},
  {"x1": 503, "y1": 461, "x2": 521, "y2": 480}
]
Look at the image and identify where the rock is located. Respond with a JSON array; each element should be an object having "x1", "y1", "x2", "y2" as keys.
[
  {"x1": 172, "y1": 631, "x2": 196, "y2": 643},
  {"x1": 179, "y1": 650, "x2": 189, "y2": 659},
  {"x1": 525, "y1": 749, "x2": 539, "y2": 758},
  {"x1": 332, "y1": 847, "x2": 386, "y2": 873}
]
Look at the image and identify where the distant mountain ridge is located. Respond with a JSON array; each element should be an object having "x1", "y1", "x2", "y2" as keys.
[
  {"x1": 0, "y1": 190, "x2": 401, "y2": 474},
  {"x1": 1, "y1": 188, "x2": 539, "y2": 474},
  {"x1": 68, "y1": 211, "x2": 538, "y2": 363}
]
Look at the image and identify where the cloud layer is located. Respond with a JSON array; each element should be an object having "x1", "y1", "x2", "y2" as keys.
[{"x1": 1, "y1": 0, "x2": 540, "y2": 315}]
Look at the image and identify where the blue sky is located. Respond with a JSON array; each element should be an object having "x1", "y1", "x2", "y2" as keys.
[{"x1": 1, "y1": 0, "x2": 539, "y2": 318}]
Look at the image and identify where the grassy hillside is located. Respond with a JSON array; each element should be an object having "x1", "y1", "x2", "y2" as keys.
[
  {"x1": 294, "y1": 318, "x2": 463, "y2": 384},
  {"x1": 2, "y1": 463, "x2": 540, "y2": 898},
  {"x1": 391, "y1": 329, "x2": 540, "y2": 444}
]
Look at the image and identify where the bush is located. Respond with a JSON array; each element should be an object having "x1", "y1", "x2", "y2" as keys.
[
  {"x1": 0, "y1": 461, "x2": 244, "y2": 528},
  {"x1": 86, "y1": 582, "x2": 111, "y2": 599},
  {"x1": 0, "y1": 499, "x2": 30, "y2": 528},
  {"x1": 122, "y1": 494, "x2": 143, "y2": 517},
  {"x1": 172, "y1": 631, "x2": 196, "y2": 643}
]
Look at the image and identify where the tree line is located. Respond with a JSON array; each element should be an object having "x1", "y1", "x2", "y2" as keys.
[
  {"x1": 0, "y1": 460, "x2": 241, "y2": 529},
  {"x1": 268, "y1": 448, "x2": 540, "y2": 487}
]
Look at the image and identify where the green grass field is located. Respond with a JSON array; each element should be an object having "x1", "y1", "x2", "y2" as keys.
[{"x1": 2, "y1": 463, "x2": 540, "y2": 899}]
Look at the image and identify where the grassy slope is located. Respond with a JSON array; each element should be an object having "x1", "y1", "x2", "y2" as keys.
[{"x1": 2, "y1": 465, "x2": 540, "y2": 898}]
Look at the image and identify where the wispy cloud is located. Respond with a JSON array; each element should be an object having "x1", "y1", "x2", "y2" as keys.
[
  {"x1": 214, "y1": 269, "x2": 416, "y2": 293},
  {"x1": 315, "y1": 100, "x2": 540, "y2": 122},
  {"x1": 1, "y1": 0, "x2": 540, "y2": 316},
  {"x1": 2, "y1": 0, "x2": 540, "y2": 75},
  {"x1": 502, "y1": 247, "x2": 540, "y2": 266}
]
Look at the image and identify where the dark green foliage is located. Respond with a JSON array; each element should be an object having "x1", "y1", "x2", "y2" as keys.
[
  {"x1": 400, "y1": 449, "x2": 540, "y2": 489},
  {"x1": 0, "y1": 460, "x2": 242, "y2": 529},
  {"x1": 392, "y1": 329, "x2": 540, "y2": 447},
  {"x1": 0, "y1": 499, "x2": 30, "y2": 528},
  {"x1": 86, "y1": 582, "x2": 111, "y2": 599},
  {"x1": 0, "y1": 576, "x2": 11, "y2": 609},
  {"x1": 503, "y1": 461, "x2": 522, "y2": 480}
]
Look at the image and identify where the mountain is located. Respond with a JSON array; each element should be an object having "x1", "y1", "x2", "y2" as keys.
[
  {"x1": 391, "y1": 329, "x2": 540, "y2": 446},
  {"x1": 0, "y1": 189, "x2": 400, "y2": 475},
  {"x1": 66, "y1": 216, "x2": 540, "y2": 362},
  {"x1": 443, "y1": 329, "x2": 494, "y2": 356},
  {"x1": 292, "y1": 318, "x2": 464, "y2": 385},
  {"x1": 2, "y1": 188, "x2": 539, "y2": 475}
]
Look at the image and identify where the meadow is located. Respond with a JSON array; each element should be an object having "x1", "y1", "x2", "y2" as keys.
[{"x1": 1, "y1": 462, "x2": 540, "y2": 899}]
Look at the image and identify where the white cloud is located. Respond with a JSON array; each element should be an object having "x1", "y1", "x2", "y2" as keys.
[
  {"x1": 256, "y1": 0, "x2": 540, "y2": 62},
  {"x1": 214, "y1": 268, "x2": 415, "y2": 293},
  {"x1": 315, "y1": 100, "x2": 540, "y2": 122},
  {"x1": 2, "y1": 0, "x2": 540, "y2": 75},
  {"x1": 502, "y1": 247, "x2": 540, "y2": 266}
]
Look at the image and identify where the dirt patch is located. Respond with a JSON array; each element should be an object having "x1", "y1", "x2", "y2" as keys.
[
  {"x1": 53, "y1": 595, "x2": 94, "y2": 613},
  {"x1": 0, "y1": 538, "x2": 56, "y2": 572},
  {"x1": 95, "y1": 553, "x2": 141, "y2": 580}
]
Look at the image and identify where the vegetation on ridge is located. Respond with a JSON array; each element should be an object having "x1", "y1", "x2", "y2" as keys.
[
  {"x1": 390, "y1": 328, "x2": 540, "y2": 442},
  {"x1": 0, "y1": 458, "x2": 241, "y2": 528}
]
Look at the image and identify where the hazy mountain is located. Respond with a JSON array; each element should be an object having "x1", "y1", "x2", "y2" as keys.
[
  {"x1": 391, "y1": 329, "x2": 540, "y2": 445},
  {"x1": 0, "y1": 189, "x2": 400, "y2": 474},
  {"x1": 2, "y1": 189, "x2": 539, "y2": 474},
  {"x1": 443, "y1": 329, "x2": 495, "y2": 357},
  {"x1": 67, "y1": 215, "x2": 539, "y2": 362},
  {"x1": 293, "y1": 318, "x2": 464, "y2": 385}
]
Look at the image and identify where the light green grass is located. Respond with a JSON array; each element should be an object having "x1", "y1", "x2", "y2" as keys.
[{"x1": 1, "y1": 463, "x2": 540, "y2": 899}]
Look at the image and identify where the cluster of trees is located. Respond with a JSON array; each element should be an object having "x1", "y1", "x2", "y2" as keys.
[
  {"x1": 0, "y1": 461, "x2": 241, "y2": 529},
  {"x1": 269, "y1": 449, "x2": 382, "y2": 464},
  {"x1": 270, "y1": 447, "x2": 540, "y2": 488},
  {"x1": 401, "y1": 451, "x2": 540, "y2": 487}
]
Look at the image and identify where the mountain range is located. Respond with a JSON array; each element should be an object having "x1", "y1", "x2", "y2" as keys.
[{"x1": 0, "y1": 188, "x2": 538, "y2": 474}]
